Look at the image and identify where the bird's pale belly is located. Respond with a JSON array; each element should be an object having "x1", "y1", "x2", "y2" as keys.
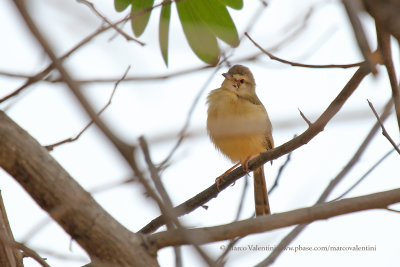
[{"x1": 211, "y1": 133, "x2": 266, "y2": 163}]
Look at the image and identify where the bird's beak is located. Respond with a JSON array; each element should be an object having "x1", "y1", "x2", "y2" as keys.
[{"x1": 222, "y1": 73, "x2": 239, "y2": 88}]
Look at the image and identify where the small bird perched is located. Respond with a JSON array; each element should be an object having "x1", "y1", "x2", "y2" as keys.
[{"x1": 207, "y1": 65, "x2": 274, "y2": 216}]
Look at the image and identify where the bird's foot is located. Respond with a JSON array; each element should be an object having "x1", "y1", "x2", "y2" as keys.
[
  {"x1": 215, "y1": 162, "x2": 240, "y2": 191},
  {"x1": 242, "y1": 153, "x2": 261, "y2": 173}
]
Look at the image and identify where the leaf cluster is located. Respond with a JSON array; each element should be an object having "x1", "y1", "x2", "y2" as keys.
[{"x1": 114, "y1": 0, "x2": 242, "y2": 65}]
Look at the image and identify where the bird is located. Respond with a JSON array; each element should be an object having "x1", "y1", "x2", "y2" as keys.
[{"x1": 207, "y1": 65, "x2": 274, "y2": 216}]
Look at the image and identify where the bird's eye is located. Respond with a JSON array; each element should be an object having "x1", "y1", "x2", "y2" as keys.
[{"x1": 240, "y1": 79, "x2": 245, "y2": 84}]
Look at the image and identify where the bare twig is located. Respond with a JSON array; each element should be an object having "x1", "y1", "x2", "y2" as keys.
[
  {"x1": 298, "y1": 108, "x2": 312, "y2": 126},
  {"x1": 158, "y1": 64, "x2": 223, "y2": 168},
  {"x1": 269, "y1": 150, "x2": 292, "y2": 194},
  {"x1": 1, "y1": 0, "x2": 170, "y2": 104},
  {"x1": 215, "y1": 178, "x2": 250, "y2": 265},
  {"x1": 0, "y1": 192, "x2": 23, "y2": 267},
  {"x1": 216, "y1": 150, "x2": 291, "y2": 265},
  {"x1": 332, "y1": 143, "x2": 399, "y2": 201},
  {"x1": 376, "y1": 25, "x2": 400, "y2": 134},
  {"x1": 45, "y1": 66, "x2": 131, "y2": 150},
  {"x1": 15, "y1": 242, "x2": 51, "y2": 267},
  {"x1": 245, "y1": 32, "x2": 364, "y2": 69},
  {"x1": 368, "y1": 100, "x2": 400, "y2": 154},
  {"x1": 342, "y1": 0, "x2": 377, "y2": 74},
  {"x1": 139, "y1": 137, "x2": 215, "y2": 267},
  {"x1": 89, "y1": 177, "x2": 135, "y2": 194},
  {"x1": 386, "y1": 207, "x2": 400, "y2": 213},
  {"x1": 77, "y1": 0, "x2": 144, "y2": 45}
]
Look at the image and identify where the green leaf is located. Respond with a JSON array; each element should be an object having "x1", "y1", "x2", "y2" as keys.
[
  {"x1": 130, "y1": 0, "x2": 155, "y2": 37},
  {"x1": 114, "y1": 0, "x2": 132, "y2": 12},
  {"x1": 192, "y1": 0, "x2": 239, "y2": 47},
  {"x1": 217, "y1": 0, "x2": 243, "y2": 10},
  {"x1": 159, "y1": 3, "x2": 171, "y2": 66},
  {"x1": 176, "y1": 1, "x2": 220, "y2": 64}
]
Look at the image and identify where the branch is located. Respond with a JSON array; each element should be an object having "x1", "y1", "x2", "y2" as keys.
[
  {"x1": 1, "y1": 0, "x2": 168, "y2": 104},
  {"x1": 332, "y1": 143, "x2": 399, "y2": 201},
  {"x1": 9, "y1": 0, "x2": 157, "y2": 265},
  {"x1": 14, "y1": 242, "x2": 50, "y2": 267},
  {"x1": 376, "y1": 24, "x2": 400, "y2": 134},
  {"x1": 245, "y1": 33, "x2": 364, "y2": 69},
  {"x1": 0, "y1": 192, "x2": 23, "y2": 267},
  {"x1": 258, "y1": 98, "x2": 393, "y2": 265},
  {"x1": 368, "y1": 100, "x2": 400, "y2": 154},
  {"x1": 45, "y1": 66, "x2": 131, "y2": 151},
  {"x1": 77, "y1": 0, "x2": 145, "y2": 45},
  {"x1": 269, "y1": 150, "x2": 292, "y2": 194},
  {"x1": 158, "y1": 64, "x2": 223, "y2": 168},
  {"x1": 0, "y1": 109, "x2": 156, "y2": 265},
  {"x1": 149, "y1": 188, "x2": 400, "y2": 248},
  {"x1": 363, "y1": 0, "x2": 400, "y2": 43},
  {"x1": 139, "y1": 137, "x2": 215, "y2": 266},
  {"x1": 139, "y1": 62, "x2": 371, "y2": 234},
  {"x1": 342, "y1": 0, "x2": 377, "y2": 74}
]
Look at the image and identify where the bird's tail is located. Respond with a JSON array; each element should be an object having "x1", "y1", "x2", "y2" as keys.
[{"x1": 253, "y1": 165, "x2": 271, "y2": 216}]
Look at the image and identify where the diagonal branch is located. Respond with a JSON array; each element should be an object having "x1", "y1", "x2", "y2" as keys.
[
  {"x1": 45, "y1": 66, "x2": 131, "y2": 151},
  {"x1": 332, "y1": 143, "x2": 399, "y2": 201},
  {"x1": 257, "y1": 98, "x2": 393, "y2": 266},
  {"x1": 342, "y1": 0, "x2": 377, "y2": 74},
  {"x1": 376, "y1": 25, "x2": 400, "y2": 134},
  {"x1": 139, "y1": 62, "x2": 371, "y2": 234},
  {"x1": 368, "y1": 100, "x2": 400, "y2": 154},
  {"x1": 77, "y1": 0, "x2": 144, "y2": 45},
  {"x1": 10, "y1": 0, "x2": 157, "y2": 265}
]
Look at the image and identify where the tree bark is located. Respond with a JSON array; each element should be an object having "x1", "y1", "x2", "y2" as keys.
[
  {"x1": 363, "y1": 0, "x2": 400, "y2": 43},
  {"x1": 0, "y1": 111, "x2": 158, "y2": 266}
]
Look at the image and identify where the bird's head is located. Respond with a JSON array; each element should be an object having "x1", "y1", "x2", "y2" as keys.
[{"x1": 221, "y1": 65, "x2": 256, "y2": 93}]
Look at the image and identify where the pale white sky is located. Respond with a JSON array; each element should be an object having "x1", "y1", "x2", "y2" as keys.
[{"x1": 1, "y1": 0, "x2": 399, "y2": 266}]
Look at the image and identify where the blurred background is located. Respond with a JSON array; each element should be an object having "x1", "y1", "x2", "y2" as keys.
[{"x1": 1, "y1": 0, "x2": 399, "y2": 266}]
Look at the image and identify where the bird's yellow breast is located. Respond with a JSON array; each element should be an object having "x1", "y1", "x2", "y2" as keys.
[{"x1": 207, "y1": 88, "x2": 271, "y2": 163}]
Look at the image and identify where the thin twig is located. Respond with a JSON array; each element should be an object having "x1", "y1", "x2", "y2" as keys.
[
  {"x1": 245, "y1": 32, "x2": 364, "y2": 69},
  {"x1": 15, "y1": 242, "x2": 51, "y2": 267},
  {"x1": 386, "y1": 207, "x2": 400, "y2": 213},
  {"x1": 216, "y1": 150, "x2": 292, "y2": 265},
  {"x1": 45, "y1": 66, "x2": 131, "y2": 150},
  {"x1": 158, "y1": 64, "x2": 224, "y2": 168},
  {"x1": 332, "y1": 143, "x2": 399, "y2": 201},
  {"x1": 215, "y1": 178, "x2": 250, "y2": 265},
  {"x1": 367, "y1": 100, "x2": 400, "y2": 154},
  {"x1": 298, "y1": 108, "x2": 312, "y2": 126},
  {"x1": 139, "y1": 137, "x2": 216, "y2": 267},
  {"x1": 77, "y1": 0, "x2": 144, "y2": 45},
  {"x1": 269, "y1": 150, "x2": 293, "y2": 194},
  {"x1": 0, "y1": 191, "x2": 23, "y2": 267},
  {"x1": 1, "y1": 0, "x2": 169, "y2": 104}
]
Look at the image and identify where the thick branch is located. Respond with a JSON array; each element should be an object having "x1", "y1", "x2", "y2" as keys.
[
  {"x1": 363, "y1": 0, "x2": 400, "y2": 43},
  {"x1": 139, "y1": 62, "x2": 371, "y2": 234},
  {"x1": 0, "y1": 110, "x2": 157, "y2": 266},
  {"x1": 149, "y1": 188, "x2": 400, "y2": 248}
]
